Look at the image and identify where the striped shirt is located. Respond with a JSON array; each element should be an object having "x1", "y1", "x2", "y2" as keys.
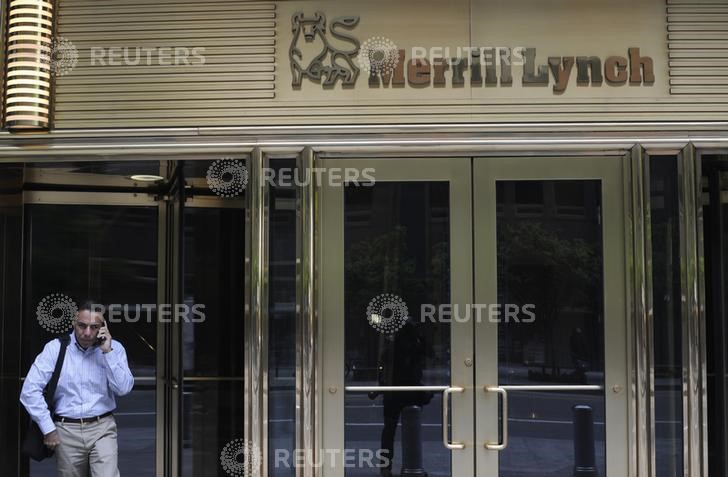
[{"x1": 20, "y1": 332, "x2": 134, "y2": 435}]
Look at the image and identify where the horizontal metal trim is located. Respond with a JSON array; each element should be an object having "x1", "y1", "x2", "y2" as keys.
[
  {"x1": 56, "y1": 73, "x2": 275, "y2": 85},
  {"x1": 671, "y1": 77, "x2": 728, "y2": 85},
  {"x1": 59, "y1": 4, "x2": 274, "y2": 17},
  {"x1": 672, "y1": 87, "x2": 728, "y2": 94},
  {"x1": 670, "y1": 59, "x2": 728, "y2": 66},
  {"x1": 57, "y1": 90, "x2": 275, "y2": 102},
  {"x1": 60, "y1": 0, "x2": 272, "y2": 6},
  {"x1": 670, "y1": 67, "x2": 728, "y2": 76},
  {"x1": 59, "y1": 13, "x2": 275, "y2": 26},
  {"x1": 0, "y1": 135, "x2": 726, "y2": 159},
  {"x1": 668, "y1": 7, "x2": 728, "y2": 14},
  {"x1": 57, "y1": 81, "x2": 273, "y2": 94},
  {"x1": 500, "y1": 385, "x2": 604, "y2": 392},
  {"x1": 3, "y1": 121, "x2": 728, "y2": 137},
  {"x1": 71, "y1": 50, "x2": 275, "y2": 61},
  {"x1": 345, "y1": 386, "x2": 450, "y2": 392},
  {"x1": 182, "y1": 376, "x2": 245, "y2": 382},
  {"x1": 669, "y1": 41, "x2": 728, "y2": 49},
  {"x1": 669, "y1": 33, "x2": 728, "y2": 41},
  {"x1": 58, "y1": 29, "x2": 274, "y2": 41},
  {"x1": 23, "y1": 190, "x2": 157, "y2": 205},
  {"x1": 56, "y1": 96, "x2": 276, "y2": 109},
  {"x1": 55, "y1": 38, "x2": 275, "y2": 48},
  {"x1": 71, "y1": 55, "x2": 275, "y2": 67},
  {"x1": 667, "y1": 14, "x2": 728, "y2": 22},
  {"x1": 59, "y1": 64, "x2": 274, "y2": 76},
  {"x1": 59, "y1": 20, "x2": 276, "y2": 34}
]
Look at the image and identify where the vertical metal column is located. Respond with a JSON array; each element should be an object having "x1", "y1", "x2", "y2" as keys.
[
  {"x1": 677, "y1": 144, "x2": 709, "y2": 477},
  {"x1": 156, "y1": 161, "x2": 184, "y2": 477},
  {"x1": 246, "y1": 148, "x2": 269, "y2": 477},
  {"x1": 708, "y1": 163, "x2": 727, "y2": 476},
  {"x1": 624, "y1": 145, "x2": 656, "y2": 477},
  {"x1": 296, "y1": 147, "x2": 318, "y2": 477}
]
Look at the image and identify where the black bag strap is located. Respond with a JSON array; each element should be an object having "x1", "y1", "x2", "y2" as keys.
[{"x1": 44, "y1": 335, "x2": 70, "y2": 413}]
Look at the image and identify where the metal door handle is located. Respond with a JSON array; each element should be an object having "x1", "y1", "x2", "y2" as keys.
[
  {"x1": 485, "y1": 386, "x2": 508, "y2": 451},
  {"x1": 442, "y1": 386, "x2": 466, "y2": 450}
]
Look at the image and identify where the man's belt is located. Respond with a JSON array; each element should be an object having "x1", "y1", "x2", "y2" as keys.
[{"x1": 53, "y1": 411, "x2": 113, "y2": 424}]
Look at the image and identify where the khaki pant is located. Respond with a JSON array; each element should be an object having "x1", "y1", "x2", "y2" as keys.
[{"x1": 54, "y1": 415, "x2": 120, "y2": 477}]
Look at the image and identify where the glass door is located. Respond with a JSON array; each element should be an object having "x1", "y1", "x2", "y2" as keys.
[
  {"x1": 319, "y1": 156, "x2": 630, "y2": 477},
  {"x1": 474, "y1": 156, "x2": 629, "y2": 477},
  {"x1": 320, "y1": 158, "x2": 474, "y2": 477}
]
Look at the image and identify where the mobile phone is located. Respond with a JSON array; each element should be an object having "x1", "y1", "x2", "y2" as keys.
[{"x1": 94, "y1": 320, "x2": 107, "y2": 346}]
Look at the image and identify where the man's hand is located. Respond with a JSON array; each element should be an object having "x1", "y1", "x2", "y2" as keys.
[
  {"x1": 43, "y1": 430, "x2": 61, "y2": 450},
  {"x1": 97, "y1": 322, "x2": 113, "y2": 353}
]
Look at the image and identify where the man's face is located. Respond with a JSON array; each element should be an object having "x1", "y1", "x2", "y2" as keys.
[{"x1": 74, "y1": 310, "x2": 104, "y2": 348}]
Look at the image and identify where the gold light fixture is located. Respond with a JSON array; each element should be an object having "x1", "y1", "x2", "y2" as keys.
[{"x1": 3, "y1": 0, "x2": 55, "y2": 130}]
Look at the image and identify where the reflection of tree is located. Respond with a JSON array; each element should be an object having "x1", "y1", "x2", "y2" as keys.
[
  {"x1": 498, "y1": 221, "x2": 601, "y2": 378},
  {"x1": 345, "y1": 225, "x2": 449, "y2": 377},
  {"x1": 346, "y1": 226, "x2": 422, "y2": 301}
]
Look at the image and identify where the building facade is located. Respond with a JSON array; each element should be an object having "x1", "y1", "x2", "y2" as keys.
[{"x1": 0, "y1": 0, "x2": 727, "y2": 476}]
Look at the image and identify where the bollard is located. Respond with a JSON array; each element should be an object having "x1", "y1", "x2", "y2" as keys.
[
  {"x1": 400, "y1": 405, "x2": 428, "y2": 477},
  {"x1": 572, "y1": 405, "x2": 598, "y2": 477}
]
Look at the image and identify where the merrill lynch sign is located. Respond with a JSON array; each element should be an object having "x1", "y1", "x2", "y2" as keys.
[{"x1": 288, "y1": 12, "x2": 655, "y2": 94}]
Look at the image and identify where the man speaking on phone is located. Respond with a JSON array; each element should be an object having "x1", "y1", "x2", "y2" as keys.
[{"x1": 20, "y1": 301, "x2": 134, "y2": 476}]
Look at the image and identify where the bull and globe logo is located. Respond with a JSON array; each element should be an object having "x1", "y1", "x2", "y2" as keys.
[
  {"x1": 220, "y1": 439, "x2": 262, "y2": 476},
  {"x1": 40, "y1": 37, "x2": 79, "y2": 76},
  {"x1": 36, "y1": 293, "x2": 77, "y2": 334},
  {"x1": 366, "y1": 293, "x2": 409, "y2": 334},
  {"x1": 206, "y1": 158, "x2": 248, "y2": 198},
  {"x1": 289, "y1": 11, "x2": 398, "y2": 88}
]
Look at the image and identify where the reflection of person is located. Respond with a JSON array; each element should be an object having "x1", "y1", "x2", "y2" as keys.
[
  {"x1": 20, "y1": 301, "x2": 134, "y2": 476},
  {"x1": 369, "y1": 320, "x2": 432, "y2": 476},
  {"x1": 570, "y1": 327, "x2": 590, "y2": 382}
]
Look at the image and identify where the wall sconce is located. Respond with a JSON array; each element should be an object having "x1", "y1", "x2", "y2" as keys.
[{"x1": 3, "y1": 0, "x2": 55, "y2": 131}]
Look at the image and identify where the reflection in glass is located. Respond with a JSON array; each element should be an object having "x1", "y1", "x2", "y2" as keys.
[
  {"x1": 496, "y1": 180, "x2": 606, "y2": 476},
  {"x1": 182, "y1": 207, "x2": 245, "y2": 378},
  {"x1": 344, "y1": 182, "x2": 451, "y2": 476},
  {"x1": 497, "y1": 180, "x2": 604, "y2": 386},
  {"x1": 24, "y1": 204, "x2": 158, "y2": 477},
  {"x1": 268, "y1": 159, "x2": 297, "y2": 476},
  {"x1": 181, "y1": 381, "x2": 245, "y2": 477},
  {"x1": 181, "y1": 204, "x2": 245, "y2": 476},
  {"x1": 705, "y1": 159, "x2": 728, "y2": 477},
  {"x1": 650, "y1": 156, "x2": 684, "y2": 476},
  {"x1": 500, "y1": 391, "x2": 606, "y2": 477}
]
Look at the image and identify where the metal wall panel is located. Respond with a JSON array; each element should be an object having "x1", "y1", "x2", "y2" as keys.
[
  {"x1": 668, "y1": 0, "x2": 728, "y2": 95},
  {"x1": 53, "y1": 0, "x2": 275, "y2": 127}
]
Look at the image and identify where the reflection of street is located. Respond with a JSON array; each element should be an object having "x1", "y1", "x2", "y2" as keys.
[
  {"x1": 341, "y1": 384, "x2": 683, "y2": 476},
  {"x1": 26, "y1": 378, "x2": 682, "y2": 476}
]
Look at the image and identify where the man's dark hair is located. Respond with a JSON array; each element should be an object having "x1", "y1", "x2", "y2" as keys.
[{"x1": 77, "y1": 299, "x2": 100, "y2": 313}]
